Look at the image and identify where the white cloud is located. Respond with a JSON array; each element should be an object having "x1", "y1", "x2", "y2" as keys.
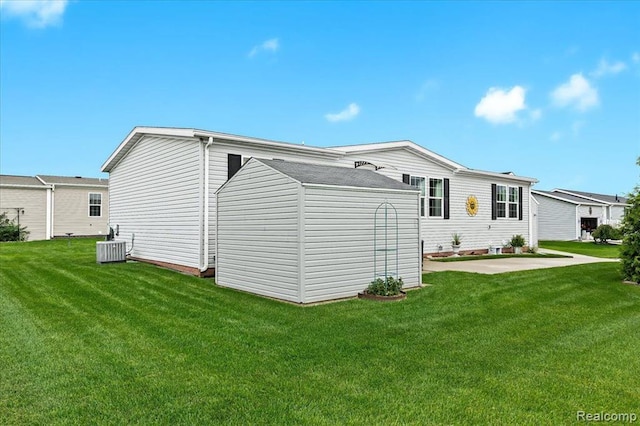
[
  {"x1": 474, "y1": 86, "x2": 527, "y2": 124},
  {"x1": 632, "y1": 52, "x2": 640, "y2": 64},
  {"x1": 325, "y1": 103, "x2": 360, "y2": 122},
  {"x1": 550, "y1": 131, "x2": 562, "y2": 141},
  {"x1": 248, "y1": 38, "x2": 279, "y2": 58},
  {"x1": 550, "y1": 73, "x2": 599, "y2": 111},
  {"x1": 0, "y1": 0, "x2": 68, "y2": 28},
  {"x1": 592, "y1": 58, "x2": 627, "y2": 78}
]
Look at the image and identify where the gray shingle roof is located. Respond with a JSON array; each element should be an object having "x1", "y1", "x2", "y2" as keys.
[
  {"x1": 258, "y1": 159, "x2": 417, "y2": 191},
  {"x1": 0, "y1": 175, "x2": 46, "y2": 186},
  {"x1": 556, "y1": 189, "x2": 628, "y2": 204},
  {"x1": 37, "y1": 175, "x2": 108, "y2": 186},
  {"x1": 533, "y1": 190, "x2": 607, "y2": 205}
]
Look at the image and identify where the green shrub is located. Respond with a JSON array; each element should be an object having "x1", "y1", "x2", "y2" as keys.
[
  {"x1": 367, "y1": 276, "x2": 404, "y2": 296},
  {"x1": 0, "y1": 213, "x2": 29, "y2": 242},
  {"x1": 621, "y1": 161, "x2": 640, "y2": 282},
  {"x1": 592, "y1": 224, "x2": 621, "y2": 244},
  {"x1": 510, "y1": 234, "x2": 526, "y2": 248}
]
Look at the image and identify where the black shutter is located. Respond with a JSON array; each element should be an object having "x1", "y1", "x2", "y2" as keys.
[
  {"x1": 402, "y1": 174, "x2": 410, "y2": 185},
  {"x1": 443, "y1": 178, "x2": 450, "y2": 220},
  {"x1": 518, "y1": 186, "x2": 523, "y2": 221},
  {"x1": 491, "y1": 184, "x2": 497, "y2": 220},
  {"x1": 228, "y1": 154, "x2": 242, "y2": 180}
]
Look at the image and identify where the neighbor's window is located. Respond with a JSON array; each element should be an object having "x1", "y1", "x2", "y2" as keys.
[
  {"x1": 508, "y1": 187, "x2": 519, "y2": 218},
  {"x1": 410, "y1": 176, "x2": 426, "y2": 216},
  {"x1": 429, "y1": 178, "x2": 443, "y2": 217},
  {"x1": 89, "y1": 193, "x2": 102, "y2": 217},
  {"x1": 496, "y1": 185, "x2": 507, "y2": 218}
]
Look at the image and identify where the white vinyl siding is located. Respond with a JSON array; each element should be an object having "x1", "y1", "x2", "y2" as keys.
[
  {"x1": 207, "y1": 142, "x2": 339, "y2": 267},
  {"x1": 303, "y1": 186, "x2": 420, "y2": 303},
  {"x1": 535, "y1": 194, "x2": 578, "y2": 240},
  {"x1": 216, "y1": 159, "x2": 420, "y2": 304},
  {"x1": 339, "y1": 148, "x2": 532, "y2": 253},
  {"x1": 216, "y1": 161, "x2": 300, "y2": 302},
  {"x1": 109, "y1": 136, "x2": 202, "y2": 268}
]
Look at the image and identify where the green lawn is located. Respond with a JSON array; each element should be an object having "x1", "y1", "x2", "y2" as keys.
[
  {"x1": 1, "y1": 239, "x2": 639, "y2": 424},
  {"x1": 539, "y1": 240, "x2": 621, "y2": 258}
]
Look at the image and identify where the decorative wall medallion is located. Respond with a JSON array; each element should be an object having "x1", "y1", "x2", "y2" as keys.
[{"x1": 466, "y1": 195, "x2": 479, "y2": 216}]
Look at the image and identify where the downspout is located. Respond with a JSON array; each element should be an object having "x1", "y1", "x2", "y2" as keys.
[
  {"x1": 576, "y1": 204, "x2": 580, "y2": 240},
  {"x1": 201, "y1": 137, "x2": 213, "y2": 272},
  {"x1": 527, "y1": 184, "x2": 533, "y2": 247},
  {"x1": 36, "y1": 176, "x2": 54, "y2": 239},
  {"x1": 45, "y1": 187, "x2": 52, "y2": 239}
]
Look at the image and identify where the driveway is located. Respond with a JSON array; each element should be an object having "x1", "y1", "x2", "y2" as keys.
[{"x1": 423, "y1": 248, "x2": 619, "y2": 275}]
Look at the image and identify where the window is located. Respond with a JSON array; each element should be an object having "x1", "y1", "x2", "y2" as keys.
[
  {"x1": 508, "y1": 187, "x2": 519, "y2": 218},
  {"x1": 493, "y1": 184, "x2": 521, "y2": 220},
  {"x1": 496, "y1": 185, "x2": 507, "y2": 218},
  {"x1": 410, "y1": 176, "x2": 426, "y2": 216},
  {"x1": 228, "y1": 154, "x2": 242, "y2": 180},
  {"x1": 429, "y1": 178, "x2": 443, "y2": 217},
  {"x1": 89, "y1": 193, "x2": 102, "y2": 217}
]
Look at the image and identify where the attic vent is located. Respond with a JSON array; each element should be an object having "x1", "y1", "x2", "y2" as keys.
[{"x1": 96, "y1": 241, "x2": 126, "y2": 263}]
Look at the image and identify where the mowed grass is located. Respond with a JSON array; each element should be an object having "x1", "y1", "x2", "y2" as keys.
[
  {"x1": 540, "y1": 240, "x2": 621, "y2": 258},
  {"x1": 1, "y1": 239, "x2": 639, "y2": 424}
]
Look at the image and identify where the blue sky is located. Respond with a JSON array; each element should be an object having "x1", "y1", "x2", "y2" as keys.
[{"x1": 1, "y1": 1, "x2": 639, "y2": 195}]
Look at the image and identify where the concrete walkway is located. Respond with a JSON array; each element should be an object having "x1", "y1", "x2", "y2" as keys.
[{"x1": 423, "y1": 248, "x2": 619, "y2": 275}]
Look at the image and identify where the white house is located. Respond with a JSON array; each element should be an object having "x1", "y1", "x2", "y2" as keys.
[
  {"x1": 216, "y1": 158, "x2": 421, "y2": 303},
  {"x1": 102, "y1": 127, "x2": 537, "y2": 283},
  {"x1": 532, "y1": 189, "x2": 628, "y2": 241},
  {"x1": 0, "y1": 174, "x2": 109, "y2": 240}
]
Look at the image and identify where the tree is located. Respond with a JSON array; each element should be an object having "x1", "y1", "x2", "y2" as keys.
[
  {"x1": 0, "y1": 212, "x2": 29, "y2": 242},
  {"x1": 620, "y1": 158, "x2": 640, "y2": 283}
]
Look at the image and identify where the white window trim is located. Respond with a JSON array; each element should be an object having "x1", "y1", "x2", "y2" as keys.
[
  {"x1": 409, "y1": 175, "x2": 426, "y2": 217},
  {"x1": 508, "y1": 186, "x2": 519, "y2": 219},
  {"x1": 88, "y1": 192, "x2": 102, "y2": 218},
  {"x1": 428, "y1": 177, "x2": 444, "y2": 219},
  {"x1": 496, "y1": 184, "x2": 519, "y2": 219}
]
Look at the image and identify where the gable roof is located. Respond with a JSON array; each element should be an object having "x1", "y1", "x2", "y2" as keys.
[
  {"x1": 554, "y1": 189, "x2": 628, "y2": 205},
  {"x1": 257, "y1": 159, "x2": 417, "y2": 191},
  {"x1": 0, "y1": 175, "x2": 48, "y2": 188},
  {"x1": 332, "y1": 140, "x2": 466, "y2": 170},
  {"x1": 37, "y1": 175, "x2": 108, "y2": 187},
  {"x1": 333, "y1": 140, "x2": 537, "y2": 183},
  {"x1": 103, "y1": 126, "x2": 538, "y2": 185},
  {"x1": 531, "y1": 190, "x2": 607, "y2": 205},
  {"x1": 101, "y1": 126, "x2": 344, "y2": 173}
]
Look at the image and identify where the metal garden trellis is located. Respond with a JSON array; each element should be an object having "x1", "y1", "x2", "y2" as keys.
[{"x1": 373, "y1": 200, "x2": 399, "y2": 293}]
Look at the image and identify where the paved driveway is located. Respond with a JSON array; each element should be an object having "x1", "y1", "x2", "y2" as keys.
[{"x1": 423, "y1": 248, "x2": 619, "y2": 275}]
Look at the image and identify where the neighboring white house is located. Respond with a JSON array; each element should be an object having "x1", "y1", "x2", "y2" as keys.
[
  {"x1": 532, "y1": 189, "x2": 628, "y2": 241},
  {"x1": 102, "y1": 127, "x2": 537, "y2": 281},
  {"x1": 216, "y1": 158, "x2": 421, "y2": 303},
  {"x1": 553, "y1": 189, "x2": 629, "y2": 227},
  {"x1": 0, "y1": 174, "x2": 109, "y2": 240}
]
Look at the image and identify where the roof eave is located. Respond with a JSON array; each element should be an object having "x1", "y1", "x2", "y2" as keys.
[{"x1": 456, "y1": 168, "x2": 538, "y2": 184}]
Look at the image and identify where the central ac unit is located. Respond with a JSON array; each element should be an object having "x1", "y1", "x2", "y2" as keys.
[{"x1": 96, "y1": 241, "x2": 127, "y2": 263}]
